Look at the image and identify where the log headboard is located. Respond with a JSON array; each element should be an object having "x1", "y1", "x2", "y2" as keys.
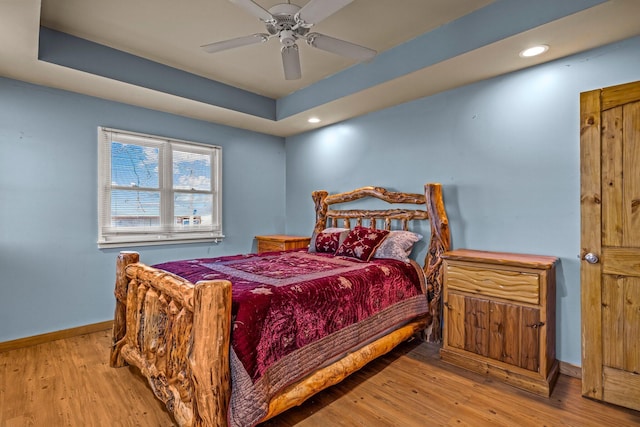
[{"x1": 311, "y1": 183, "x2": 450, "y2": 342}]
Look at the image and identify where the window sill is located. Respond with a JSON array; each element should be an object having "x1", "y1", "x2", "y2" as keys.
[{"x1": 98, "y1": 235, "x2": 225, "y2": 249}]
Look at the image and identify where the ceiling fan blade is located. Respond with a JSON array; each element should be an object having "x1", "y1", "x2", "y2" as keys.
[
  {"x1": 307, "y1": 33, "x2": 376, "y2": 62},
  {"x1": 281, "y1": 45, "x2": 301, "y2": 80},
  {"x1": 229, "y1": 0, "x2": 274, "y2": 22},
  {"x1": 296, "y1": 0, "x2": 353, "y2": 26},
  {"x1": 201, "y1": 33, "x2": 269, "y2": 53}
]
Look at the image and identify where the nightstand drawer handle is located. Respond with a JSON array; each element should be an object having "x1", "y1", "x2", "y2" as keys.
[{"x1": 528, "y1": 322, "x2": 545, "y2": 329}]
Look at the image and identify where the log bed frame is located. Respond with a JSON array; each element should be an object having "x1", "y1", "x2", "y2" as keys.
[{"x1": 110, "y1": 183, "x2": 450, "y2": 426}]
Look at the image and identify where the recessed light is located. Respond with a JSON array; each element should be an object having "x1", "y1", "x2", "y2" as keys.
[
  {"x1": 519, "y1": 45, "x2": 549, "y2": 58},
  {"x1": 308, "y1": 117, "x2": 321, "y2": 123}
]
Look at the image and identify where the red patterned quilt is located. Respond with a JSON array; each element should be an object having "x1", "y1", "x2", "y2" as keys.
[{"x1": 154, "y1": 249, "x2": 428, "y2": 427}]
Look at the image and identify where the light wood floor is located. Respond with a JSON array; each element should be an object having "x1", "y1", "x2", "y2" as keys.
[{"x1": 1, "y1": 330, "x2": 639, "y2": 427}]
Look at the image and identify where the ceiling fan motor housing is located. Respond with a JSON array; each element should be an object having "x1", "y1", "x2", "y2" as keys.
[{"x1": 266, "y1": 3, "x2": 309, "y2": 41}]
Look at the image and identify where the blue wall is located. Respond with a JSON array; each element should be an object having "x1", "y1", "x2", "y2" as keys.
[
  {"x1": 0, "y1": 78, "x2": 285, "y2": 342},
  {"x1": 285, "y1": 36, "x2": 640, "y2": 366},
  {"x1": 3, "y1": 35, "x2": 640, "y2": 366}
]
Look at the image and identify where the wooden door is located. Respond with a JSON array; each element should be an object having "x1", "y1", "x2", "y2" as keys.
[
  {"x1": 488, "y1": 300, "x2": 521, "y2": 367},
  {"x1": 465, "y1": 297, "x2": 489, "y2": 356},
  {"x1": 581, "y1": 80, "x2": 640, "y2": 411},
  {"x1": 445, "y1": 293, "x2": 465, "y2": 350}
]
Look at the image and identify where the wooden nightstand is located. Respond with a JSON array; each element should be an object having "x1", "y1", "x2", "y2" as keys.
[
  {"x1": 255, "y1": 235, "x2": 311, "y2": 254},
  {"x1": 441, "y1": 249, "x2": 559, "y2": 397}
]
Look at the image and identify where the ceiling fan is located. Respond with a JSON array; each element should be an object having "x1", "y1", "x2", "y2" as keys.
[{"x1": 201, "y1": 0, "x2": 377, "y2": 80}]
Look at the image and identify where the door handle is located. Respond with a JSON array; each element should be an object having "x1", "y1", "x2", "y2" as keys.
[
  {"x1": 584, "y1": 252, "x2": 599, "y2": 264},
  {"x1": 528, "y1": 322, "x2": 545, "y2": 329}
]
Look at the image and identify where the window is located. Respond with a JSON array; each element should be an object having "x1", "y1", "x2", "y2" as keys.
[{"x1": 98, "y1": 127, "x2": 222, "y2": 247}]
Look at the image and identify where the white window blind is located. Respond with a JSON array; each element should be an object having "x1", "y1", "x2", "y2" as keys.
[{"x1": 97, "y1": 127, "x2": 223, "y2": 248}]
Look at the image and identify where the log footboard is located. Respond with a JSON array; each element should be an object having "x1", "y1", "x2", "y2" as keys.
[{"x1": 110, "y1": 252, "x2": 231, "y2": 427}]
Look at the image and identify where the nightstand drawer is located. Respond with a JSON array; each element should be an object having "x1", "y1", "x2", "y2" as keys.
[
  {"x1": 258, "y1": 240, "x2": 288, "y2": 253},
  {"x1": 255, "y1": 235, "x2": 311, "y2": 254},
  {"x1": 445, "y1": 264, "x2": 540, "y2": 305}
]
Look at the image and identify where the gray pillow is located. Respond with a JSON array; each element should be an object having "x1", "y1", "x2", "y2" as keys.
[{"x1": 373, "y1": 230, "x2": 423, "y2": 262}]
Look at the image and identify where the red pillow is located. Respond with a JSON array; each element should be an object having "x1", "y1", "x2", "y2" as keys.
[
  {"x1": 335, "y1": 226, "x2": 390, "y2": 261},
  {"x1": 314, "y1": 231, "x2": 346, "y2": 253}
]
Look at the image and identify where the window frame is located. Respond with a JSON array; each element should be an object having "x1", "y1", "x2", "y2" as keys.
[{"x1": 97, "y1": 127, "x2": 223, "y2": 248}]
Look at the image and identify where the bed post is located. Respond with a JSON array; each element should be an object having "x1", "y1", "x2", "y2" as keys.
[
  {"x1": 312, "y1": 190, "x2": 329, "y2": 233},
  {"x1": 424, "y1": 183, "x2": 451, "y2": 342},
  {"x1": 190, "y1": 279, "x2": 232, "y2": 427},
  {"x1": 110, "y1": 251, "x2": 139, "y2": 367}
]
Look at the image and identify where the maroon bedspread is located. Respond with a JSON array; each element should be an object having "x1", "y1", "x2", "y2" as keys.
[{"x1": 154, "y1": 249, "x2": 428, "y2": 426}]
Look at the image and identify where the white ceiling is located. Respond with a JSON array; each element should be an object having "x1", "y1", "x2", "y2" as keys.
[{"x1": 2, "y1": 0, "x2": 640, "y2": 136}]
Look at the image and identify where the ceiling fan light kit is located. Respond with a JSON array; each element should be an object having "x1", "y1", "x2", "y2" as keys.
[{"x1": 202, "y1": 0, "x2": 377, "y2": 80}]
